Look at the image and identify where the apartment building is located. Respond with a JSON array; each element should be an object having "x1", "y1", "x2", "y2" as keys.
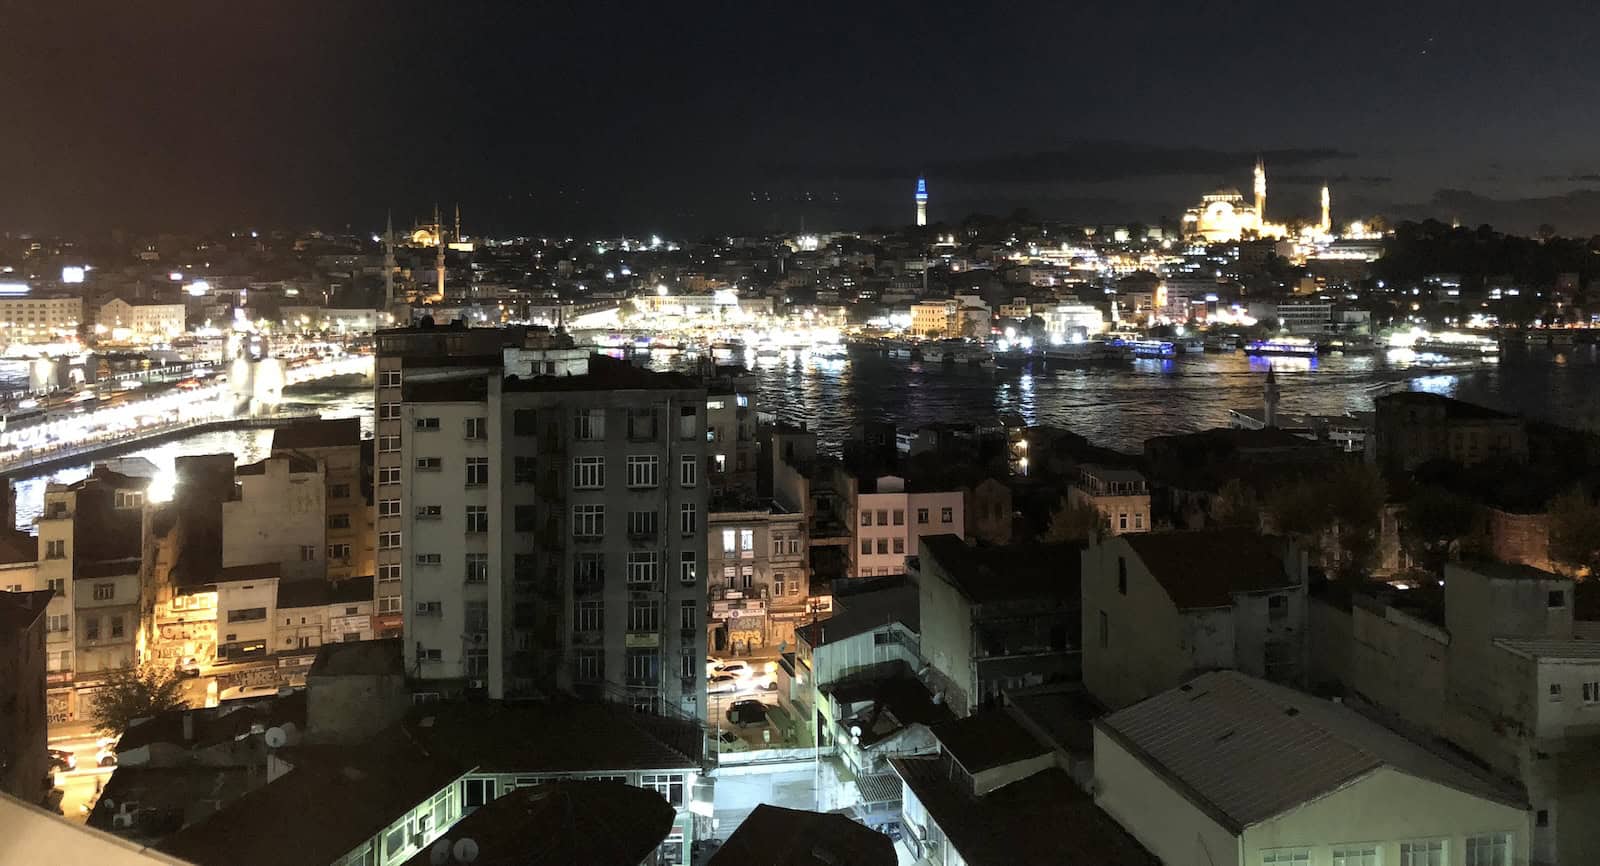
[
  {"x1": 853, "y1": 475, "x2": 963, "y2": 578},
  {"x1": 707, "y1": 503, "x2": 807, "y2": 654},
  {"x1": 0, "y1": 293, "x2": 83, "y2": 341},
  {"x1": 221, "y1": 454, "x2": 325, "y2": 583},
  {"x1": 910, "y1": 300, "x2": 957, "y2": 338},
  {"x1": 1067, "y1": 464, "x2": 1150, "y2": 535},
  {"x1": 0, "y1": 589, "x2": 52, "y2": 806},
  {"x1": 705, "y1": 369, "x2": 759, "y2": 498},
  {"x1": 95, "y1": 297, "x2": 185, "y2": 342},
  {"x1": 398, "y1": 355, "x2": 708, "y2": 719},
  {"x1": 270, "y1": 418, "x2": 373, "y2": 582}
]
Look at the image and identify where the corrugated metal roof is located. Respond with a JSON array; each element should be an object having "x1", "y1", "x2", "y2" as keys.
[
  {"x1": 1098, "y1": 671, "x2": 1524, "y2": 832},
  {"x1": 1494, "y1": 637, "x2": 1600, "y2": 660}
]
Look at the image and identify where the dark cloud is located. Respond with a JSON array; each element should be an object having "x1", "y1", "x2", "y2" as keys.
[
  {"x1": 772, "y1": 142, "x2": 1353, "y2": 185},
  {"x1": 1389, "y1": 188, "x2": 1600, "y2": 235},
  {"x1": 1571, "y1": 174, "x2": 1600, "y2": 183}
]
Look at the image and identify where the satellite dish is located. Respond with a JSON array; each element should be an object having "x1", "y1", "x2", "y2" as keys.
[
  {"x1": 849, "y1": 725, "x2": 862, "y2": 738},
  {"x1": 452, "y1": 838, "x2": 480, "y2": 864},
  {"x1": 263, "y1": 726, "x2": 287, "y2": 749},
  {"x1": 428, "y1": 838, "x2": 452, "y2": 866}
]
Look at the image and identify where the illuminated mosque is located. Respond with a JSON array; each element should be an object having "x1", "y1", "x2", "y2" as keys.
[{"x1": 1183, "y1": 158, "x2": 1332, "y2": 243}]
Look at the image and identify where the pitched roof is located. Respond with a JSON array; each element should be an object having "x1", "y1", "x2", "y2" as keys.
[
  {"x1": 405, "y1": 701, "x2": 702, "y2": 774},
  {"x1": 270, "y1": 417, "x2": 361, "y2": 452},
  {"x1": 0, "y1": 528, "x2": 37, "y2": 565},
  {"x1": 0, "y1": 589, "x2": 52, "y2": 636},
  {"x1": 157, "y1": 730, "x2": 468, "y2": 866},
  {"x1": 794, "y1": 582, "x2": 919, "y2": 649},
  {"x1": 1096, "y1": 671, "x2": 1526, "y2": 834},
  {"x1": 709, "y1": 805, "x2": 895, "y2": 866},
  {"x1": 919, "y1": 535, "x2": 1083, "y2": 604},
  {"x1": 1122, "y1": 530, "x2": 1294, "y2": 609},
  {"x1": 890, "y1": 760, "x2": 1156, "y2": 866},
  {"x1": 116, "y1": 692, "x2": 307, "y2": 753},
  {"x1": 308, "y1": 637, "x2": 404, "y2": 678},
  {"x1": 401, "y1": 782, "x2": 675, "y2": 866}
]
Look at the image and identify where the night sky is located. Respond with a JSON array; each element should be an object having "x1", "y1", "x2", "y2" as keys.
[{"x1": 5, "y1": 1, "x2": 1600, "y2": 236}]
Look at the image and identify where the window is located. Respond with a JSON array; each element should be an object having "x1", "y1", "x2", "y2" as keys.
[
  {"x1": 379, "y1": 564, "x2": 401, "y2": 583},
  {"x1": 893, "y1": 537, "x2": 904, "y2": 554},
  {"x1": 573, "y1": 504, "x2": 604, "y2": 537},
  {"x1": 84, "y1": 616, "x2": 99, "y2": 640},
  {"x1": 627, "y1": 649, "x2": 658, "y2": 681},
  {"x1": 628, "y1": 599, "x2": 660, "y2": 632},
  {"x1": 373, "y1": 498, "x2": 399, "y2": 518},
  {"x1": 576, "y1": 649, "x2": 603, "y2": 681},
  {"x1": 1584, "y1": 681, "x2": 1600, "y2": 704},
  {"x1": 576, "y1": 600, "x2": 604, "y2": 632},
  {"x1": 415, "y1": 504, "x2": 442, "y2": 520},
  {"x1": 740, "y1": 529, "x2": 754, "y2": 551},
  {"x1": 627, "y1": 551, "x2": 659, "y2": 586},
  {"x1": 573, "y1": 456, "x2": 605, "y2": 489},
  {"x1": 114, "y1": 490, "x2": 143, "y2": 510},
  {"x1": 465, "y1": 505, "x2": 488, "y2": 533},
  {"x1": 860, "y1": 539, "x2": 871, "y2": 554},
  {"x1": 679, "y1": 454, "x2": 697, "y2": 486},
  {"x1": 1268, "y1": 594, "x2": 1288, "y2": 620},
  {"x1": 379, "y1": 402, "x2": 401, "y2": 421},
  {"x1": 941, "y1": 507, "x2": 954, "y2": 523},
  {"x1": 328, "y1": 513, "x2": 351, "y2": 530},
  {"x1": 678, "y1": 405, "x2": 698, "y2": 439},
  {"x1": 47, "y1": 578, "x2": 64, "y2": 596},
  {"x1": 680, "y1": 600, "x2": 697, "y2": 631},
  {"x1": 385, "y1": 825, "x2": 407, "y2": 859},
  {"x1": 1333, "y1": 847, "x2": 1379, "y2": 866},
  {"x1": 464, "y1": 417, "x2": 487, "y2": 440},
  {"x1": 1536, "y1": 809, "x2": 1549, "y2": 827},
  {"x1": 45, "y1": 539, "x2": 65, "y2": 559},
  {"x1": 774, "y1": 572, "x2": 786, "y2": 596},
  {"x1": 415, "y1": 416, "x2": 440, "y2": 431},
  {"x1": 916, "y1": 508, "x2": 929, "y2": 524},
  {"x1": 465, "y1": 554, "x2": 488, "y2": 584},
  {"x1": 722, "y1": 529, "x2": 737, "y2": 555},
  {"x1": 875, "y1": 509, "x2": 887, "y2": 525},
  {"x1": 513, "y1": 456, "x2": 536, "y2": 484},
  {"x1": 892, "y1": 509, "x2": 904, "y2": 525},
  {"x1": 574, "y1": 408, "x2": 605, "y2": 440},
  {"x1": 462, "y1": 778, "x2": 494, "y2": 809},
  {"x1": 1134, "y1": 512, "x2": 1145, "y2": 530},
  {"x1": 628, "y1": 510, "x2": 659, "y2": 537},
  {"x1": 680, "y1": 504, "x2": 698, "y2": 535},
  {"x1": 378, "y1": 434, "x2": 401, "y2": 453},
  {"x1": 876, "y1": 538, "x2": 888, "y2": 554},
  {"x1": 415, "y1": 601, "x2": 443, "y2": 616},
  {"x1": 46, "y1": 614, "x2": 68, "y2": 632},
  {"x1": 1464, "y1": 834, "x2": 1511, "y2": 866},
  {"x1": 415, "y1": 553, "x2": 441, "y2": 565},
  {"x1": 641, "y1": 773, "x2": 686, "y2": 807},
  {"x1": 415, "y1": 456, "x2": 442, "y2": 471},
  {"x1": 328, "y1": 543, "x2": 352, "y2": 561},
  {"x1": 680, "y1": 551, "x2": 697, "y2": 584},
  {"x1": 465, "y1": 457, "x2": 489, "y2": 486},
  {"x1": 378, "y1": 369, "x2": 402, "y2": 388},
  {"x1": 514, "y1": 505, "x2": 537, "y2": 532},
  {"x1": 627, "y1": 455, "x2": 660, "y2": 488},
  {"x1": 379, "y1": 531, "x2": 401, "y2": 549},
  {"x1": 110, "y1": 615, "x2": 125, "y2": 639},
  {"x1": 464, "y1": 600, "x2": 488, "y2": 634},
  {"x1": 1549, "y1": 683, "x2": 1563, "y2": 702},
  {"x1": 1549, "y1": 590, "x2": 1567, "y2": 608},
  {"x1": 1261, "y1": 851, "x2": 1309, "y2": 865},
  {"x1": 379, "y1": 467, "x2": 401, "y2": 485},
  {"x1": 575, "y1": 553, "x2": 605, "y2": 589},
  {"x1": 1401, "y1": 840, "x2": 1447, "y2": 866},
  {"x1": 1098, "y1": 610, "x2": 1109, "y2": 649},
  {"x1": 227, "y1": 607, "x2": 267, "y2": 623},
  {"x1": 93, "y1": 583, "x2": 115, "y2": 601},
  {"x1": 626, "y1": 408, "x2": 657, "y2": 440},
  {"x1": 861, "y1": 511, "x2": 872, "y2": 527},
  {"x1": 378, "y1": 596, "x2": 402, "y2": 614}
]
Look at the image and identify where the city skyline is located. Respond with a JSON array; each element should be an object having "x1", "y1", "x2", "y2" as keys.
[{"x1": 7, "y1": 2, "x2": 1600, "y2": 235}]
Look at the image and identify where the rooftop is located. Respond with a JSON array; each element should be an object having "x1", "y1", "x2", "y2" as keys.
[
  {"x1": 794, "y1": 582, "x2": 919, "y2": 649},
  {"x1": 890, "y1": 760, "x2": 1156, "y2": 866},
  {"x1": 218, "y1": 562, "x2": 279, "y2": 584},
  {"x1": 0, "y1": 528, "x2": 38, "y2": 565},
  {"x1": 277, "y1": 575, "x2": 374, "y2": 610},
  {"x1": 116, "y1": 692, "x2": 307, "y2": 754},
  {"x1": 307, "y1": 637, "x2": 404, "y2": 678},
  {"x1": 1122, "y1": 530, "x2": 1295, "y2": 609},
  {"x1": 1377, "y1": 391, "x2": 1518, "y2": 421},
  {"x1": 1493, "y1": 637, "x2": 1600, "y2": 661},
  {"x1": 709, "y1": 804, "x2": 895, "y2": 866},
  {"x1": 932, "y1": 708, "x2": 1050, "y2": 775},
  {"x1": 1450, "y1": 559, "x2": 1566, "y2": 583},
  {"x1": 502, "y1": 355, "x2": 701, "y2": 393},
  {"x1": 1097, "y1": 671, "x2": 1526, "y2": 834},
  {"x1": 919, "y1": 535, "x2": 1083, "y2": 605},
  {"x1": 404, "y1": 701, "x2": 702, "y2": 774},
  {"x1": 0, "y1": 589, "x2": 52, "y2": 636},
  {"x1": 401, "y1": 782, "x2": 675, "y2": 866},
  {"x1": 823, "y1": 663, "x2": 955, "y2": 748},
  {"x1": 1003, "y1": 685, "x2": 1103, "y2": 755},
  {"x1": 157, "y1": 730, "x2": 468, "y2": 866},
  {"x1": 269, "y1": 417, "x2": 361, "y2": 452}
]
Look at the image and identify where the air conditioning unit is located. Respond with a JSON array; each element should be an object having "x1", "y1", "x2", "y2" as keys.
[
  {"x1": 112, "y1": 813, "x2": 134, "y2": 830},
  {"x1": 468, "y1": 679, "x2": 486, "y2": 690}
]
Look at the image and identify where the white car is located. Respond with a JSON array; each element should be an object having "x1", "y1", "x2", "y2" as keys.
[
  {"x1": 740, "y1": 672, "x2": 779, "y2": 692},
  {"x1": 714, "y1": 661, "x2": 751, "y2": 679},
  {"x1": 707, "y1": 674, "x2": 741, "y2": 695}
]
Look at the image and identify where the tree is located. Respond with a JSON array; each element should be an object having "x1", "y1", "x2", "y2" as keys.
[
  {"x1": 1323, "y1": 462, "x2": 1388, "y2": 579},
  {"x1": 1548, "y1": 490, "x2": 1600, "y2": 577},
  {"x1": 89, "y1": 664, "x2": 188, "y2": 734},
  {"x1": 1045, "y1": 497, "x2": 1108, "y2": 544},
  {"x1": 1212, "y1": 479, "x2": 1262, "y2": 530},
  {"x1": 1400, "y1": 486, "x2": 1481, "y2": 575}
]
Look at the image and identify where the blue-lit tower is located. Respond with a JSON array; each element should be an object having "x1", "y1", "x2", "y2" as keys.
[{"x1": 915, "y1": 176, "x2": 928, "y2": 226}]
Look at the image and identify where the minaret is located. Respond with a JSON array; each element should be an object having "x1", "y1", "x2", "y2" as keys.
[
  {"x1": 1264, "y1": 364, "x2": 1280, "y2": 428},
  {"x1": 383, "y1": 210, "x2": 396, "y2": 309},
  {"x1": 1253, "y1": 156, "x2": 1267, "y2": 225},
  {"x1": 915, "y1": 177, "x2": 928, "y2": 227},
  {"x1": 454, "y1": 203, "x2": 462, "y2": 244},
  {"x1": 1320, "y1": 182, "x2": 1332, "y2": 234},
  {"x1": 433, "y1": 203, "x2": 446, "y2": 300}
]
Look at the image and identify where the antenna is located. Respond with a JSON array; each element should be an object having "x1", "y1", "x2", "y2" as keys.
[
  {"x1": 263, "y1": 726, "x2": 287, "y2": 749},
  {"x1": 452, "y1": 838, "x2": 480, "y2": 863},
  {"x1": 428, "y1": 838, "x2": 452, "y2": 866}
]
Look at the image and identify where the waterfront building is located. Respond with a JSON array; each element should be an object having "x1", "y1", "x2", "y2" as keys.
[
  {"x1": 0, "y1": 589, "x2": 52, "y2": 806},
  {"x1": 909, "y1": 300, "x2": 957, "y2": 339},
  {"x1": 1181, "y1": 158, "x2": 1289, "y2": 242},
  {"x1": 1094, "y1": 670, "x2": 1529, "y2": 866},
  {"x1": 398, "y1": 356, "x2": 708, "y2": 718},
  {"x1": 1067, "y1": 464, "x2": 1150, "y2": 535},
  {"x1": 95, "y1": 298, "x2": 185, "y2": 343},
  {"x1": 1081, "y1": 531, "x2": 1306, "y2": 710},
  {"x1": 0, "y1": 294, "x2": 84, "y2": 344},
  {"x1": 1040, "y1": 303, "x2": 1106, "y2": 342},
  {"x1": 1371, "y1": 392, "x2": 1528, "y2": 473}
]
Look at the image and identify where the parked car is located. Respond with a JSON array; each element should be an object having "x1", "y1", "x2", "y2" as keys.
[
  {"x1": 725, "y1": 699, "x2": 768, "y2": 726},
  {"x1": 705, "y1": 657, "x2": 724, "y2": 678},
  {"x1": 95, "y1": 748, "x2": 117, "y2": 768},
  {"x1": 714, "y1": 661, "x2": 751, "y2": 678},
  {"x1": 740, "y1": 672, "x2": 779, "y2": 692},
  {"x1": 46, "y1": 748, "x2": 75, "y2": 772},
  {"x1": 707, "y1": 674, "x2": 741, "y2": 695}
]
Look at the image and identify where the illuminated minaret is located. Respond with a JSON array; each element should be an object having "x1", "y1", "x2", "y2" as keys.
[
  {"x1": 454, "y1": 203, "x2": 462, "y2": 243},
  {"x1": 1264, "y1": 364, "x2": 1280, "y2": 428},
  {"x1": 433, "y1": 203, "x2": 446, "y2": 300},
  {"x1": 1253, "y1": 156, "x2": 1267, "y2": 224},
  {"x1": 915, "y1": 176, "x2": 928, "y2": 227},
  {"x1": 383, "y1": 210, "x2": 396, "y2": 309},
  {"x1": 1320, "y1": 182, "x2": 1332, "y2": 234}
]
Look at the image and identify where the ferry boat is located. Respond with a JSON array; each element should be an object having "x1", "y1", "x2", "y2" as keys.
[
  {"x1": 1130, "y1": 340, "x2": 1176, "y2": 358},
  {"x1": 1177, "y1": 337, "x2": 1206, "y2": 354},
  {"x1": 1414, "y1": 333, "x2": 1499, "y2": 357},
  {"x1": 1244, "y1": 337, "x2": 1319, "y2": 357}
]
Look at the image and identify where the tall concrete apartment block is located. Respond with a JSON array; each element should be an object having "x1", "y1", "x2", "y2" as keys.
[{"x1": 395, "y1": 352, "x2": 709, "y2": 721}]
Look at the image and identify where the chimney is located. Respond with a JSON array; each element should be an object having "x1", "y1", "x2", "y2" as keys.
[{"x1": 182, "y1": 712, "x2": 195, "y2": 742}]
